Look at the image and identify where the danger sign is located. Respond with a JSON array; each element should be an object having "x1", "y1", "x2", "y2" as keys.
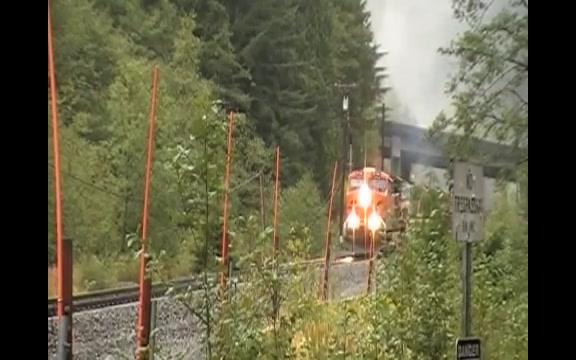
[{"x1": 456, "y1": 338, "x2": 481, "y2": 360}]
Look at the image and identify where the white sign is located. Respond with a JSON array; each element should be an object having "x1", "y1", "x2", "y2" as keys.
[
  {"x1": 342, "y1": 96, "x2": 349, "y2": 111},
  {"x1": 452, "y1": 162, "x2": 484, "y2": 242}
]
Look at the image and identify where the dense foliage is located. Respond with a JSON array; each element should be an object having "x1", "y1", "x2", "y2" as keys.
[
  {"x1": 166, "y1": 186, "x2": 527, "y2": 359},
  {"x1": 48, "y1": 1, "x2": 527, "y2": 358},
  {"x1": 48, "y1": 0, "x2": 382, "y2": 278}
]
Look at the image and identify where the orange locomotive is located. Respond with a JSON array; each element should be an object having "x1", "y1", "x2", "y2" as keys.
[{"x1": 342, "y1": 167, "x2": 396, "y2": 252}]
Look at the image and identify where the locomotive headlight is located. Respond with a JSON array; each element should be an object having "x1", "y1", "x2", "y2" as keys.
[
  {"x1": 358, "y1": 183, "x2": 372, "y2": 208},
  {"x1": 346, "y1": 209, "x2": 360, "y2": 230},
  {"x1": 367, "y1": 212, "x2": 382, "y2": 232}
]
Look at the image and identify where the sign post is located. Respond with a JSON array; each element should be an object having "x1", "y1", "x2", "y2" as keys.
[{"x1": 452, "y1": 162, "x2": 484, "y2": 350}]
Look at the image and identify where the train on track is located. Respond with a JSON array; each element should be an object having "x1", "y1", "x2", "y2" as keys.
[{"x1": 341, "y1": 166, "x2": 408, "y2": 253}]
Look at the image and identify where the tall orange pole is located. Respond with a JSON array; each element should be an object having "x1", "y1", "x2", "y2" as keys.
[
  {"x1": 321, "y1": 161, "x2": 339, "y2": 301},
  {"x1": 272, "y1": 146, "x2": 280, "y2": 257},
  {"x1": 220, "y1": 111, "x2": 235, "y2": 288},
  {"x1": 136, "y1": 66, "x2": 159, "y2": 360},
  {"x1": 49, "y1": 2, "x2": 73, "y2": 358},
  {"x1": 48, "y1": 0, "x2": 65, "y2": 319}
]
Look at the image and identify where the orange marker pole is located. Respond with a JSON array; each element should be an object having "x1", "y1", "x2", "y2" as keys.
[
  {"x1": 321, "y1": 162, "x2": 339, "y2": 301},
  {"x1": 272, "y1": 146, "x2": 280, "y2": 257},
  {"x1": 136, "y1": 66, "x2": 159, "y2": 360},
  {"x1": 220, "y1": 111, "x2": 235, "y2": 289},
  {"x1": 49, "y1": 2, "x2": 73, "y2": 358}
]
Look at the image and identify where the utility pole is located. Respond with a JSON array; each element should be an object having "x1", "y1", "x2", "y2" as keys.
[
  {"x1": 340, "y1": 97, "x2": 350, "y2": 240},
  {"x1": 375, "y1": 58, "x2": 390, "y2": 173},
  {"x1": 335, "y1": 83, "x2": 356, "y2": 240},
  {"x1": 380, "y1": 103, "x2": 386, "y2": 171}
]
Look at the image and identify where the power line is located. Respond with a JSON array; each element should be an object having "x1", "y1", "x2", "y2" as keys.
[
  {"x1": 48, "y1": 162, "x2": 125, "y2": 199},
  {"x1": 48, "y1": 161, "x2": 176, "y2": 210},
  {"x1": 230, "y1": 170, "x2": 264, "y2": 193},
  {"x1": 517, "y1": 157, "x2": 528, "y2": 165}
]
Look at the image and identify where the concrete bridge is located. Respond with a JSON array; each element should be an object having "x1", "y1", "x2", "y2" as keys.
[
  {"x1": 380, "y1": 122, "x2": 524, "y2": 208},
  {"x1": 380, "y1": 121, "x2": 523, "y2": 181}
]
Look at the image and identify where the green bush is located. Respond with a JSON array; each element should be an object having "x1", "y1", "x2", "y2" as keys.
[
  {"x1": 74, "y1": 255, "x2": 118, "y2": 292},
  {"x1": 279, "y1": 173, "x2": 326, "y2": 257}
]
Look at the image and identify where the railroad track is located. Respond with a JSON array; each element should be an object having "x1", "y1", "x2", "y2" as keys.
[
  {"x1": 48, "y1": 276, "x2": 205, "y2": 318},
  {"x1": 47, "y1": 252, "x2": 375, "y2": 318}
]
